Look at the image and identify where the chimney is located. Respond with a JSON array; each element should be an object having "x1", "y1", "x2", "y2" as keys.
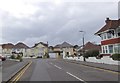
[{"x1": 105, "y1": 17, "x2": 110, "y2": 23}]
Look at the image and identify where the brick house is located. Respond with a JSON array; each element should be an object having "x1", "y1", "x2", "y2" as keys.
[
  {"x1": 78, "y1": 42, "x2": 101, "y2": 55},
  {"x1": 95, "y1": 18, "x2": 120, "y2": 56}
]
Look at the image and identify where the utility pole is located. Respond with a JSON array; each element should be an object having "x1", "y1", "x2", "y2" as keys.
[{"x1": 79, "y1": 31, "x2": 86, "y2": 61}]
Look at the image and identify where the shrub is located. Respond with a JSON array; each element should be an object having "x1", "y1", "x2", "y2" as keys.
[
  {"x1": 43, "y1": 53, "x2": 49, "y2": 58},
  {"x1": 37, "y1": 56, "x2": 42, "y2": 58},
  {"x1": 16, "y1": 55, "x2": 23, "y2": 62},
  {"x1": 84, "y1": 50, "x2": 99, "y2": 58},
  {"x1": 111, "y1": 54, "x2": 120, "y2": 61},
  {"x1": 10, "y1": 55, "x2": 15, "y2": 59}
]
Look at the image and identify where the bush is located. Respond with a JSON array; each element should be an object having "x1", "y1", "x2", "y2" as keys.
[
  {"x1": 111, "y1": 54, "x2": 120, "y2": 61},
  {"x1": 10, "y1": 55, "x2": 15, "y2": 59},
  {"x1": 43, "y1": 53, "x2": 49, "y2": 58},
  {"x1": 16, "y1": 55, "x2": 23, "y2": 62},
  {"x1": 84, "y1": 50, "x2": 99, "y2": 58},
  {"x1": 37, "y1": 56, "x2": 42, "y2": 58}
]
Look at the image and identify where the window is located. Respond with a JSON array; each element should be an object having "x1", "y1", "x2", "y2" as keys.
[
  {"x1": 102, "y1": 46, "x2": 105, "y2": 53},
  {"x1": 104, "y1": 33, "x2": 107, "y2": 39},
  {"x1": 114, "y1": 44, "x2": 120, "y2": 53},
  {"x1": 107, "y1": 32, "x2": 112, "y2": 39},
  {"x1": 105, "y1": 46, "x2": 108, "y2": 53},
  {"x1": 66, "y1": 52, "x2": 69, "y2": 55},
  {"x1": 108, "y1": 45, "x2": 113, "y2": 53},
  {"x1": 101, "y1": 34, "x2": 104, "y2": 40},
  {"x1": 117, "y1": 28, "x2": 120, "y2": 37},
  {"x1": 17, "y1": 49, "x2": 20, "y2": 51}
]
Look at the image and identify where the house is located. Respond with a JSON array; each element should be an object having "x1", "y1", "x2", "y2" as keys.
[
  {"x1": 95, "y1": 18, "x2": 120, "y2": 56},
  {"x1": 78, "y1": 42, "x2": 101, "y2": 56},
  {"x1": 13, "y1": 42, "x2": 29, "y2": 57},
  {"x1": 2, "y1": 43, "x2": 14, "y2": 57},
  {"x1": 84, "y1": 42, "x2": 101, "y2": 52},
  {"x1": 54, "y1": 42, "x2": 76, "y2": 59},
  {"x1": 0, "y1": 44, "x2": 2, "y2": 54},
  {"x1": 31, "y1": 42, "x2": 48, "y2": 58}
]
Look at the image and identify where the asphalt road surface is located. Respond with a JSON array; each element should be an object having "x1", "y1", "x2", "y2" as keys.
[{"x1": 18, "y1": 59, "x2": 119, "y2": 83}]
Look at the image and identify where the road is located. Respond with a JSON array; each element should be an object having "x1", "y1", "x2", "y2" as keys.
[
  {"x1": 17, "y1": 59, "x2": 119, "y2": 83},
  {"x1": 2, "y1": 59, "x2": 29, "y2": 81}
]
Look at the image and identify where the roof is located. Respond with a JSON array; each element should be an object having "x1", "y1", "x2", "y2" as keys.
[
  {"x1": 14, "y1": 42, "x2": 29, "y2": 49},
  {"x1": 95, "y1": 18, "x2": 120, "y2": 35},
  {"x1": 2, "y1": 43, "x2": 14, "y2": 49},
  {"x1": 54, "y1": 42, "x2": 73, "y2": 48},
  {"x1": 32, "y1": 42, "x2": 48, "y2": 48},
  {"x1": 83, "y1": 42, "x2": 101, "y2": 51}
]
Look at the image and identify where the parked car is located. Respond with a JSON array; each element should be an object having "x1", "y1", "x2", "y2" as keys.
[{"x1": 0, "y1": 55, "x2": 6, "y2": 61}]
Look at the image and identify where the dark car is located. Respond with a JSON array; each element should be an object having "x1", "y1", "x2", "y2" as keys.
[{"x1": 0, "y1": 55, "x2": 6, "y2": 61}]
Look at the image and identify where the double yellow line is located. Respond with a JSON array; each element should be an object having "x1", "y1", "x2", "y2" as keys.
[{"x1": 7, "y1": 61, "x2": 32, "y2": 83}]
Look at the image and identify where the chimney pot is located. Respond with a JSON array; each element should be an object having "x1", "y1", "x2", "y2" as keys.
[{"x1": 105, "y1": 17, "x2": 110, "y2": 23}]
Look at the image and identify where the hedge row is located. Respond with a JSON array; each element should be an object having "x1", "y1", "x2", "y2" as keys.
[{"x1": 111, "y1": 54, "x2": 120, "y2": 61}]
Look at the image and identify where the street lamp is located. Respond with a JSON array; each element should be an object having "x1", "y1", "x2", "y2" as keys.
[{"x1": 79, "y1": 30, "x2": 86, "y2": 61}]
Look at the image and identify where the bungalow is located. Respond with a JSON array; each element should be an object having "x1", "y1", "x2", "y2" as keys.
[
  {"x1": 2, "y1": 43, "x2": 14, "y2": 57},
  {"x1": 84, "y1": 42, "x2": 101, "y2": 52},
  {"x1": 78, "y1": 42, "x2": 101, "y2": 56},
  {"x1": 95, "y1": 18, "x2": 120, "y2": 56},
  {"x1": 31, "y1": 42, "x2": 48, "y2": 58},
  {"x1": 13, "y1": 42, "x2": 29, "y2": 57}
]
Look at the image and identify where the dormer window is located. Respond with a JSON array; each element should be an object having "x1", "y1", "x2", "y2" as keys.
[{"x1": 107, "y1": 32, "x2": 112, "y2": 39}]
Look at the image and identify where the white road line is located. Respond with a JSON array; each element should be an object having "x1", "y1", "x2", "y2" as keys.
[
  {"x1": 50, "y1": 62, "x2": 53, "y2": 65},
  {"x1": 54, "y1": 65, "x2": 62, "y2": 69},
  {"x1": 66, "y1": 72, "x2": 85, "y2": 82}
]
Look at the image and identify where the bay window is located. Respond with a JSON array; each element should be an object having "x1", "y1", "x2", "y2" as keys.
[{"x1": 114, "y1": 44, "x2": 120, "y2": 53}]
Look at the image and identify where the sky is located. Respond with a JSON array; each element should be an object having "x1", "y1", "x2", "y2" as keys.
[{"x1": 0, "y1": 0, "x2": 119, "y2": 47}]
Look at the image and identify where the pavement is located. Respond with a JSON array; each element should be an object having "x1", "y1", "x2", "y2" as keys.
[
  {"x1": 64, "y1": 59, "x2": 119, "y2": 72},
  {"x1": 0, "y1": 65, "x2": 2, "y2": 83},
  {"x1": 19, "y1": 59, "x2": 119, "y2": 82},
  {"x1": 2, "y1": 59, "x2": 29, "y2": 82}
]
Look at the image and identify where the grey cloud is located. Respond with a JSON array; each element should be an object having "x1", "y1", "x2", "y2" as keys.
[{"x1": 1, "y1": 2, "x2": 118, "y2": 46}]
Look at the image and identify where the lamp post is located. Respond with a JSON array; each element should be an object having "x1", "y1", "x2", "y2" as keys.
[{"x1": 79, "y1": 30, "x2": 86, "y2": 61}]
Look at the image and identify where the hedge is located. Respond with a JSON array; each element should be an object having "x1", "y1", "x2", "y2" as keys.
[
  {"x1": 84, "y1": 50, "x2": 99, "y2": 58},
  {"x1": 111, "y1": 54, "x2": 120, "y2": 61}
]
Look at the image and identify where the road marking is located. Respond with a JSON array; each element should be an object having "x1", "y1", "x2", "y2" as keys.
[
  {"x1": 54, "y1": 65, "x2": 62, "y2": 69},
  {"x1": 15, "y1": 61, "x2": 32, "y2": 82},
  {"x1": 66, "y1": 72, "x2": 86, "y2": 82},
  {"x1": 9, "y1": 61, "x2": 32, "y2": 83},
  {"x1": 67, "y1": 61, "x2": 119, "y2": 75},
  {"x1": 50, "y1": 62, "x2": 53, "y2": 65},
  {"x1": 79, "y1": 64, "x2": 119, "y2": 75}
]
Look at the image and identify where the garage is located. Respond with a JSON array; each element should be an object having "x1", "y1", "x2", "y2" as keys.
[{"x1": 49, "y1": 53, "x2": 56, "y2": 58}]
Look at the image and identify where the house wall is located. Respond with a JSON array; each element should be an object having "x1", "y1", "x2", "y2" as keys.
[
  {"x1": 99, "y1": 27, "x2": 120, "y2": 55},
  {"x1": 0, "y1": 45, "x2": 2, "y2": 54},
  {"x1": 63, "y1": 47, "x2": 74, "y2": 55},
  {"x1": 31, "y1": 44, "x2": 48, "y2": 57},
  {"x1": 13, "y1": 48, "x2": 28, "y2": 57},
  {"x1": 2, "y1": 48, "x2": 13, "y2": 57},
  {"x1": 26, "y1": 48, "x2": 31, "y2": 57},
  {"x1": 101, "y1": 37, "x2": 120, "y2": 45},
  {"x1": 54, "y1": 48, "x2": 61, "y2": 51},
  {"x1": 101, "y1": 43, "x2": 120, "y2": 55}
]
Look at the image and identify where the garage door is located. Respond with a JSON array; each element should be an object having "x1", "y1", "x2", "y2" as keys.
[{"x1": 49, "y1": 53, "x2": 56, "y2": 58}]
